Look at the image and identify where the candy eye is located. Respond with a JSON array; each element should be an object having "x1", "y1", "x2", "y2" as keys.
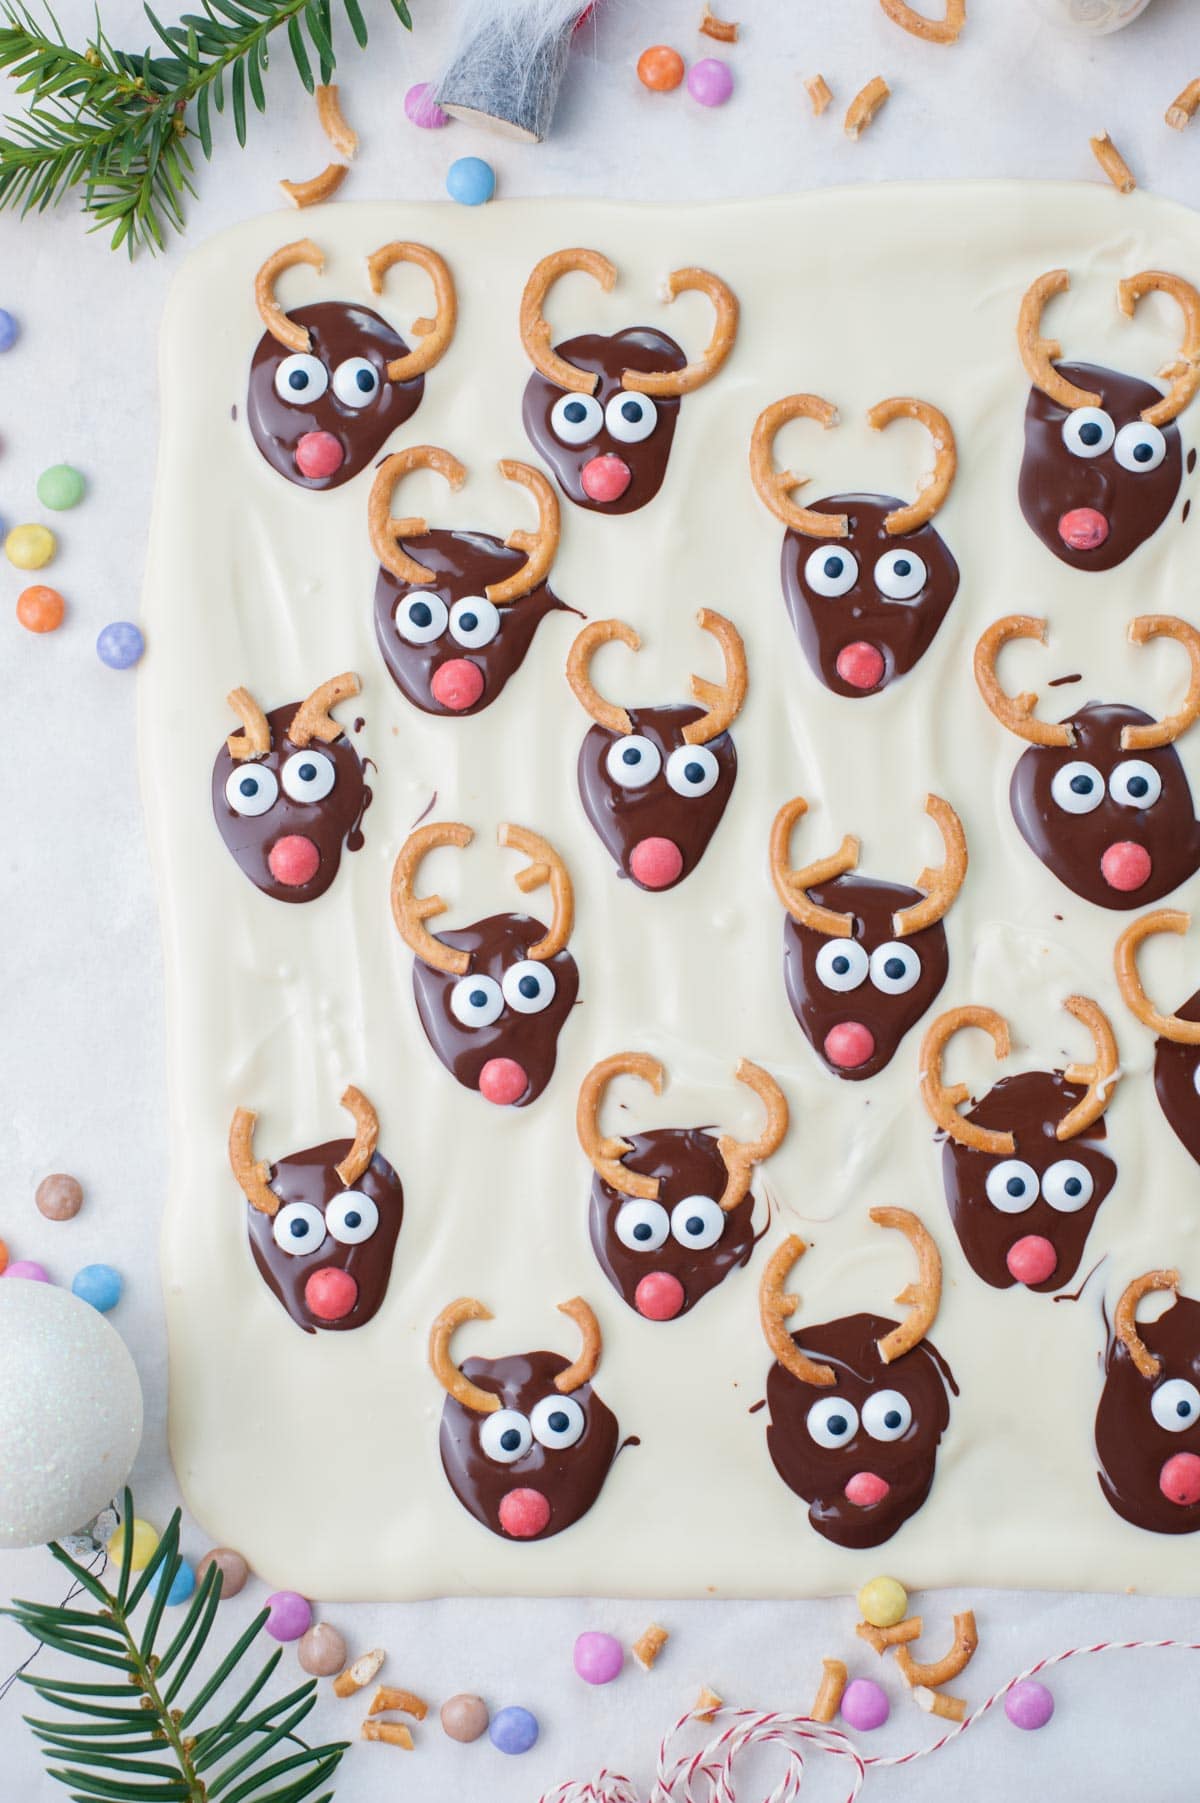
[
  {"x1": 271, "y1": 1202, "x2": 326, "y2": 1256},
  {"x1": 331, "y1": 356, "x2": 381, "y2": 408},
  {"x1": 396, "y1": 593, "x2": 449, "y2": 645},
  {"x1": 804, "y1": 544, "x2": 859, "y2": 598},
  {"x1": 807, "y1": 1396, "x2": 859, "y2": 1449},
  {"x1": 604, "y1": 391, "x2": 657, "y2": 444},
  {"x1": 985, "y1": 1159, "x2": 1039, "y2": 1214},
  {"x1": 1061, "y1": 406, "x2": 1114, "y2": 459},
  {"x1": 666, "y1": 744, "x2": 719, "y2": 798},
  {"x1": 614, "y1": 1199, "x2": 670, "y2": 1252},
  {"x1": 874, "y1": 549, "x2": 927, "y2": 601},
  {"x1": 670, "y1": 1194, "x2": 725, "y2": 1250},
  {"x1": 861, "y1": 1389, "x2": 912, "y2": 1443},
  {"x1": 325, "y1": 1189, "x2": 378, "y2": 1244},
  {"x1": 1151, "y1": 1377, "x2": 1200, "y2": 1433},
  {"x1": 815, "y1": 940, "x2": 869, "y2": 993},
  {"x1": 274, "y1": 353, "x2": 329, "y2": 405},
  {"x1": 605, "y1": 734, "x2": 662, "y2": 788},
  {"x1": 1114, "y1": 420, "x2": 1167, "y2": 473},
  {"x1": 450, "y1": 975, "x2": 504, "y2": 1029},
  {"x1": 480, "y1": 1409, "x2": 533, "y2": 1464},
  {"x1": 502, "y1": 959, "x2": 556, "y2": 1015},
  {"x1": 449, "y1": 596, "x2": 501, "y2": 650},
  {"x1": 869, "y1": 941, "x2": 921, "y2": 995},
  {"x1": 1050, "y1": 761, "x2": 1105, "y2": 816},
  {"x1": 531, "y1": 1395, "x2": 585, "y2": 1449},
  {"x1": 224, "y1": 764, "x2": 278, "y2": 817},
  {"x1": 1042, "y1": 1159, "x2": 1093, "y2": 1213},
  {"x1": 281, "y1": 750, "x2": 335, "y2": 804},
  {"x1": 1109, "y1": 759, "x2": 1162, "y2": 810},
  {"x1": 551, "y1": 392, "x2": 603, "y2": 446}
]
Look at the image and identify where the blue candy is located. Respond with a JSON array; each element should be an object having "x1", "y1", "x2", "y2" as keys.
[
  {"x1": 96, "y1": 621, "x2": 144, "y2": 669},
  {"x1": 489, "y1": 1705, "x2": 539, "y2": 1755},
  {"x1": 72, "y1": 1263, "x2": 123, "y2": 1312},
  {"x1": 0, "y1": 309, "x2": 17, "y2": 353},
  {"x1": 162, "y1": 1559, "x2": 196, "y2": 1606},
  {"x1": 446, "y1": 156, "x2": 496, "y2": 207}
]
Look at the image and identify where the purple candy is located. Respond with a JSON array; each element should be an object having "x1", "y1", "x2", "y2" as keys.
[
  {"x1": 1005, "y1": 1679, "x2": 1055, "y2": 1731},
  {"x1": 687, "y1": 58, "x2": 734, "y2": 107},
  {"x1": 96, "y1": 621, "x2": 144, "y2": 669},
  {"x1": 5, "y1": 1260, "x2": 50, "y2": 1282},
  {"x1": 839, "y1": 1677, "x2": 889, "y2": 1732},
  {"x1": 573, "y1": 1630, "x2": 623, "y2": 1685},
  {"x1": 264, "y1": 1590, "x2": 312, "y2": 1642},
  {"x1": 405, "y1": 82, "x2": 450, "y2": 129}
]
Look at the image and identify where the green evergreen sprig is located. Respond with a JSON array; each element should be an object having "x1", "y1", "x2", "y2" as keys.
[
  {"x1": 0, "y1": 0, "x2": 413, "y2": 257},
  {"x1": 3, "y1": 1488, "x2": 348, "y2": 1803}
]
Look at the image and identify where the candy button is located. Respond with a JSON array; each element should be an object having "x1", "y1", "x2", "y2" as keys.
[
  {"x1": 430, "y1": 657, "x2": 485, "y2": 712},
  {"x1": 844, "y1": 1471, "x2": 890, "y2": 1508},
  {"x1": 635, "y1": 1271, "x2": 685, "y2": 1320},
  {"x1": 5, "y1": 1259, "x2": 49, "y2": 1282},
  {"x1": 1058, "y1": 507, "x2": 1109, "y2": 552},
  {"x1": 447, "y1": 156, "x2": 496, "y2": 207},
  {"x1": 109, "y1": 1518, "x2": 159, "y2": 1570},
  {"x1": 37, "y1": 464, "x2": 86, "y2": 511},
  {"x1": 269, "y1": 836, "x2": 321, "y2": 888},
  {"x1": 687, "y1": 58, "x2": 734, "y2": 106},
  {"x1": 498, "y1": 1488, "x2": 551, "y2": 1539},
  {"x1": 479, "y1": 1058, "x2": 528, "y2": 1106},
  {"x1": 1005, "y1": 1678, "x2": 1054, "y2": 1731},
  {"x1": 630, "y1": 837, "x2": 684, "y2": 890},
  {"x1": 162, "y1": 1559, "x2": 196, "y2": 1606},
  {"x1": 298, "y1": 1622, "x2": 347, "y2": 1676},
  {"x1": 1160, "y1": 1450, "x2": 1200, "y2": 1507},
  {"x1": 489, "y1": 1704, "x2": 539, "y2": 1755},
  {"x1": 840, "y1": 1677, "x2": 889, "y2": 1732},
  {"x1": 198, "y1": 1546, "x2": 250, "y2": 1599},
  {"x1": 72, "y1": 1264, "x2": 123, "y2": 1313},
  {"x1": 637, "y1": 45, "x2": 685, "y2": 90},
  {"x1": 265, "y1": 1590, "x2": 313, "y2": 1642},
  {"x1": 36, "y1": 1174, "x2": 84, "y2": 1221},
  {"x1": 580, "y1": 454, "x2": 632, "y2": 503},
  {"x1": 96, "y1": 622, "x2": 144, "y2": 669},
  {"x1": 404, "y1": 81, "x2": 450, "y2": 128},
  {"x1": 17, "y1": 586, "x2": 65, "y2": 633},
  {"x1": 295, "y1": 431, "x2": 344, "y2": 481},
  {"x1": 823, "y1": 1022, "x2": 876, "y2": 1069},
  {"x1": 574, "y1": 1630, "x2": 624, "y2": 1685},
  {"x1": 1006, "y1": 1234, "x2": 1058, "y2": 1286},
  {"x1": 304, "y1": 1267, "x2": 358, "y2": 1321},
  {"x1": 441, "y1": 1693, "x2": 489, "y2": 1742},
  {"x1": 1100, "y1": 841, "x2": 1151, "y2": 892},
  {"x1": 857, "y1": 1575, "x2": 908, "y2": 1629},
  {"x1": 0, "y1": 308, "x2": 18, "y2": 352},
  {"x1": 6, "y1": 523, "x2": 56, "y2": 570},
  {"x1": 836, "y1": 642, "x2": 886, "y2": 691}
]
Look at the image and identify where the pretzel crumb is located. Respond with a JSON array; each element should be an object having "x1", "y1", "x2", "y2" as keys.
[
  {"x1": 333, "y1": 1647, "x2": 385, "y2": 1697},
  {"x1": 694, "y1": 1685, "x2": 723, "y2": 1723},
  {"x1": 914, "y1": 1685, "x2": 967, "y2": 1721},
  {"x1": 845, "y1": 76, "x2": 890, "y2": 139},
  {"x1": 279, "y1": 161, "x2": 349, "y2": 209},
  {"x1": 369, "y1": 1686, "x2": 428, "y2": 1720},
  {"x1": 633, "y1": 1624, "x2": 669, "y2": 1670},
  {"x1": 1167, "y1": 80, "x2": 1200, "y2": 131},
  {"x1": 700, "y1": 4, "x2": 739, "y2": 40},
  {"x1": 316, "y1": 84, "x2": 358, "y2": 158},
  {"x1": 1090, "y1": 131, "x2": 1136, "y2": 194},
  {"x1": 362, "y1": 1720, "x2": 414, "y2": 1749},
  {"x1": 806, "y1": 74, "x2": 833, "y2": 115},
  {"x1": 857, "y1": 1615, "x2": 923, "y2": 1655},
  {"x1": 810, "y1": 1657, "x2": 847, "y2": 1724}
]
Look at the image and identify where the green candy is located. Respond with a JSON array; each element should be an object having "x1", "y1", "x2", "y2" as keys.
[{"x1": 36, "y1": 463, "x2": 86, "y2": 511}]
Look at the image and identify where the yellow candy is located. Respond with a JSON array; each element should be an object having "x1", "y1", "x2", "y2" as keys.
[
  {"x1": 5, "y1": 522, "x2": 56, "y2": 571},
  {"x1": 108, "y1": 1517, "x2": 159, "y2": 1571},
  {"x1": 857, "y1": 1575, "x2": 908, "y2": 1628}
]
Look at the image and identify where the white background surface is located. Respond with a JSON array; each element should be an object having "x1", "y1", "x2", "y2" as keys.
[{"x1": 3, "y1": 0, "x2": 1200, "y2": 1798}]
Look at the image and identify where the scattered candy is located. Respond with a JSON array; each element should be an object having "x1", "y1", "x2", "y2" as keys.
[
  {"x1": 35, "y1": 1173, "x2": 84, "y2": 1221},
  {"x1": 298, "y1": 1622, "x2": 347, "y2": 1676},
  {"x1": 5, "y1": 523, "x2": 56, "y2": 571},
  {"x1": 265, "y1": 1589, "x2": 313, "y2": 1641},
  {"x1": 197, "y1": 1546, "x2": 249, "y2": 1599},
  {"x1": 161, "y1": 1559, "x2": 196, "y2": 1606},
  {"x1": 858, "y1": 1575, "x2": 908, "y2": 1629},
  {"x1": 108, "y1": 1517, "x2": 159, "y2": 1570},
  {"x1": 839, "y1": 1677, "x2": 890, "y2": 1732},
  {"x1": 96, "y1": 621, "x2": 144, "y2": 669},
  {"x1": 1005, "y1": 1678, "x2": 1055, "y2": 1731},
  {"x1": 5, "y1": 1260, "x2": 49, "y2": 1282},
  {"x1": 441, "y1": 1692, "x2": 489, "y2": 1742},
  {"x1": 16, "y1": 586, "x2": 65, "y2": 634},
  {"x1": 489, "y1": 1704, "x2": 539, "y2": 1755},
  {"x1": 446, "y1": 155, "x2": 496, "y2": 207},
  {"x1": 36, "y1": 464, "x2": 86, "y2": 512},
  {"x1": 72, "y1": 1264, "x2": 122, "y2": 1313},
  {"x1": 405, "y1": 81, "x2": 450, "y2": 128},
  {"x1": 0, "y1": 308, "x2": 17, "y2": 351},
  {"x1": 686, "y1": 57, "x2": 733, "y2": 106},
  {"x1": 637, "y1": 45, "x2": 685, "y2": 90},
  {"x1": 574, "y1": 1630, "x2": 624, "y2": 1685}
]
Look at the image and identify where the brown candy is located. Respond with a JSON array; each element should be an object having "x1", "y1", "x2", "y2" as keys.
[
  {"x1": 197, "y1": 1546, "x2": 250, "y2": 1599},
  {"x1": 298, "y1": 1623, "x2": 347, "y2": 1676},
  {"x1": 35, "y1": 1173, "x2": 83, "y2": 1221},
  {"x1": 440, "y1": 1692, "x2": 489, "y2": 1742}
]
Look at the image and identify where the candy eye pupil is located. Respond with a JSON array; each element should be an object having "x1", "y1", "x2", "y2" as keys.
[
  {"x1": 683, "y1": 761, "x2": 704, "y2": 785},
  {"x1": 1080, "y1": 421, "x2": 1102, "y2": 446},
  {"x1": 884, "y1": 1409, "x2": 902, "y2": 1430},
  {"x1": 894, "y1": 558, "x2": 911, "y2": 576},
  {"x1": 1133, "y1": 441, "x2": 1153, "y2": 463},
  {"x1": 410, "y1": 602, "x2": 432, "y2": 629},
  {"x1": 884, "y1": 957, "x2": 905, "y2": 980},
  {"x1": 632, "y1": 1222, "x2": 653, "y2": 1242},
  {"x1": 298, "y1": 762, "x2": 316, "y2": 783},
  {"x1": 239, "y1": 776, "x2": 259, "y2": 797},
  {"x1": 685, "y1": 1215, "x2": 704, "y2": 1236},
  {"x1": 832, "y1": 955, "x2": 850, "y2": 975},
  {"x1": 1070, "y1": 774, "x2": 1094, "y2": 795},
  {"x1": 548, "y1": 1410, "x2": 570, "y2": 1433},
  {"x1": 1007, "y1": 1176, "x2": 1026, "y2": 1198},
  {"x1": 460, "y1": 612, "x2": 478, "y2": 632},
  {"x1": 344, "y1": 1210, "x2": 361, "y2": 1229},
  {"x1": 289, "y1": 1219, "x2": 308, "y2": 1239},
  {"x1": 828, "y1": 1414, "x2": 849, "y2": 1437},
  {"x1": 518, "y1": 975, "x2": 540, "y2": 999},
  {"x1": 1179, "y1": 1400, "x2": 1193, "y2": 1418},
  {"x1": 288, "y1": 369, "x2": 308, "y2": 390},
  {"x1": 469, "y1": 989, "x2": 487, "y2": 1008},
  {"x1": 500, "y1": 1428, "x2": 522, "y2": 1452},
  {"x1": 355, "y1": 368, "x2": 375, "y2": 392},
  {"x1": 622, "y1": 747, "x2": 641, "y2": 765},
  {"x1": 1064, "y1": 1177, "x2": 1082, "y2": 1197},
  {"x1": 564, "y1": 400, "x2": 587, "y2": 424},
  {"x1": 1128, "y1": 775, "x2": 1149, "y2": 798},
  {"x1": 823, "y1": 556, "x2": 843, "y2": 579},
  {"x1": 620, "y1": 400, "x2": 641, "y2": 423}
]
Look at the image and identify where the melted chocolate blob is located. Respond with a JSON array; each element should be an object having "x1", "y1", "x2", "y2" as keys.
[
  {"x1": 245, "y1": 1138, "x2": 404, "y2": 1335},
  {"x1": 1018, "y1": 363, "x2": 1183, "y2": 571},
  {"x1": 765, "y1": 1312, "x2": 956, "y2": 1549},
  {"x1": 588, "y1": 1127, "x2": 759, "y2": 1321},
  {"x1": 782, "y1": 876, "x2": 950, "y2": 1081},
  {"x1": 410, "y1": 913, "x2": 579, "y2": 1107},
  {"x1": 212, "y1": 702, "x2": 369, "y2": 904},
  {"x1": 1096, "y1": 1291, "x2": 1200, "y2": 1534},
  {"x1": 577, "y1": 705, "x2": 736, "y2": 892},
  {"x1": 780, "y1": 497, "x2": 959, "y2": 698},
  {"x1": 942, "y1": 1071, "x2": 1115, "y2": 1293},
  {"x1": 1152, "y1": 989, "x2": 1200, "y2": 1166},
  {"x1": 374, "y1": 528, "x2": 566, "y2": 717},
  {"x1": 247, "y1": 302, "x2": 425, "y2": 491},
  {"x1": 439, "y1": 1351, "x2": 620, "y2": 1540},
  {"x1": 522, "y1": 330, "x2": 685, "y2": 514},
  {"x1": 1010, "y1": 702, "x2": 1200, "y2": 911}
]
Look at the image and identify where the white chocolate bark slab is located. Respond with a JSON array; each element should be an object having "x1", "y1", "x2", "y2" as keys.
[{"x1": 144, "y1": 185, "x2": 1200, "y2": 1599}]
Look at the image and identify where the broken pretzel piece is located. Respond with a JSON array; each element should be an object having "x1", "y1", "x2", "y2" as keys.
[
  {"x1": 317, "y1": 84, "x2": 358, "y2": 159},
  {"x1": 810, "y1": 1657, "x2": 847, "y2": 1724},
  {"x1": 857, "y1": 1615, "x2": 923, "y2": 1655},
  {"x1": 700, "y1": 5, "x2": 739, "y2": 41},
  {"x1": 694, "y1": 1685, "x2": 723, "y2": 1723},
  {"x1": 845, "y1": 76, "x2": 890, "y2": 139},
  {"x1": 914, "y1": 1685, "x2": 967, "y2": 1722},
  {"x1": 895, "y1": 1610, "x2": 978, "y2": 1689},
  {"x1": 633, "y1": 1624, "x2": 669, "y2": 1670},
  {"x1": 806, "y1": 74, "x2": 833, "y2": 116},
  {"x1": 1090, "y1": 131, "x2": 1136, "y2": 195},
  {"x1": 279, "y1": 162, "x2": 349, "y2": 210},
  {"x1": 333, "y1": 1647, "x2": 386, "y2": 1698},
  {"x1": 879, "y1": 0, "x2": 965, "y2": 43},
  {"x1": 1167, "y1": 79, "x2": 1200, "y2": 131},
  {"x1": 362, "y1": 1720, "x2": 413, "y2": 1749},
  {"x1": 369, "y1": 1686, "x2": 429, "y2": 1720}
]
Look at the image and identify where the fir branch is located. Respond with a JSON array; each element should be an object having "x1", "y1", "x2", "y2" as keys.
[{"x1": 0, "y1": 0, "x2": 413, "y2": 256}]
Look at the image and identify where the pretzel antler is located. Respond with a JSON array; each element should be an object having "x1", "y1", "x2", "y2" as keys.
[
  {"x1": 1114, "y1": 1269, "x2": 1180, "y2": 1380},
  {"x1": 368, "y1": 445, "x2": 467, "y2": 587},
  {"x1": 621, "y1": 267, "x2": 738, "y2": 397},
  {"x1": 1115, "y1": 910, "x2": 1200, "y2": 1045},
  {"x1": 576, "y1": 1052, "x2": 665, "y2": 1201},
  {"x1": 1120, "y1": 616, "x2": 1200, "y2": 752},
  {"x1": 226, "y1": 687, "x2": 271, "y2": 761},
  {"x1": 429, "y1": 1297, "x2": 501, "y2": 1415},
  {"x1": 1017, "y1": 269, "x2": 1102, "y2": 412},
  {"x1": 870, "y1": 1207, "x2": 942, "y2": 1365},
  {"x1": 919, "y1": 1005, "x2": 1015, "y2": 1157},
  {"x1": 366, "y1": 242, "x2": 457, "y2": 384},
  {"x1": 866, "y1": 397, "x2": 958, "y2": 536},
  {"x1": 566, "y1": 619, "x2": 637, "y2": 735},
  {"x1": 288, "y1": 673, "x2": 360, "y2": 748},
  {"x1": 228, "y1": 1107, "x2": 278, "y2": 1217},
  {"x1": 749, "y1": 395, "x2": 848, "y2": 540},
  {"x1": 892, "y1": 795, "x2": 968, "y2": 938},
  {"x1": 1117, "y1": 270, "x2": 1200, "y2": 427},
  {"x1": 683, "y1": 610, "x2": 748, "y2": 746},
  {"x1": 390, "y1": 822, "x2": 474, "y2": 977},
  {"x1": 335, "y1": 1086, "x2": 379, "y2": 1186},
  {"x1": 716, "y1": 1060, "x2": 789, "y2": 1213},
  {"x1": 759, "y1": 1235, "x2": 836, "y2": 1388},
  {"x1": 554, "y1": 1297, "x2": 602, "y2": 1394},
  {"x1": 973, "y1": 615, "x2": 1076, "y2": 748},
  {"x1": 770, "y1": 797, "x2": 858, "y2": 939},
  {"x1": 254, "y1": 239, "x2": 324, "y2": 355},
  {"x1": 519, "y1": 248, "x2": 617, "y2": 394},
  {"x1": 499, "y1": 823, "x2": 574, "y2": 962},
  {"x1": 1057, "y1": 995, "x2": 1120, "y2": 1141},
  {"x1": 486, "y1": 461, "x2": 561, "y2": 606}
]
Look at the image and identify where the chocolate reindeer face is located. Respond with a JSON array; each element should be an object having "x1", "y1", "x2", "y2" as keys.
[
  {"x1": 212, "y1": 678, "x2": 369, "y2": 904},
  {"x1": 1097, "y1": 1279, "x2": 1200, "y2": 1533}
]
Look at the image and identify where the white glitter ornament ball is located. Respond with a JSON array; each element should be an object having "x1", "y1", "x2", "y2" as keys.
[
  {"x1": 0, "y1": 1279, "x2": 143, "y2": 1548},
  {"x1": 1022, "y1": 0, "x2": 1152, "y2": 31}
]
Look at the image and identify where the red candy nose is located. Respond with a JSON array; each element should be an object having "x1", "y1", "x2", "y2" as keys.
[
  {"x1": 478, "y1": 1058, "x2": 528, "y2": 1106},
  {"x1": 635, "y1": 1271, "x2": 686, "y2": 1320},
  {"x1": 580, "y1": 454, "x2": 632, "y2": 503},
  {"x1": 844, "y1": 1471, "x2": 891, "y2": 1508},
  {"x1": 1058, "y1": 507, "x2": 1110, "y2": 552},
  {"x1": 498, "y1": 1487, "x2": 551, "y2": 1538},
  {"x1": 1160, "y1": 1452, "x2": 1200, "y2": 1508},
  {"x1": 294, "y1": 431, "x2": 345, "y2": 480},
  {"x1": 430, "y1": 657, "x2": 485, "y2": 712},
  {"x1": 629, "y1": 837, "x2": 685, "y2": 890},
  {"x1": 823, "y1": 1021, "x2": 876, "y2": 1069},
  {"x1": 304, "y1": 1267, "x2": 358, "y2": 1321},
  {"x1": 835, "y1": 642, "x2": 886, "y2": 692},
  {"x1": 268, "y1": 835, "x2": 321, "y2": 887},
  {"x1": 1101, "y1": 841, "x2": 1152, "y2": 893},
  {"x1": 1006, "y1": 1235, "x2": 1058, "y2": 1287}
]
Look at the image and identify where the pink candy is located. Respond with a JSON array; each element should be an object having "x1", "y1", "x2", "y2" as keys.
[
  {"x1": 430, "y1": 658, "x2": 485, "y2": 712},
  {"x1": 1160, "y1": 1450, "x2": 1200, "y2": 1507},
  {"x1": 1100, "y1": 840, "x2": 1152, "y2": 893},
  {"x1": 5, "y1": 1260, "x2": 50, "y2": 1282},
  {"x1": 405, "y1": 82, "x2": 450, "y2": 129},
  {"x1": 839, "y1": 1677, "x2": 889, "y2": 1732},
  {"x1": 1005, "y1": 1678, "x2": 1055, "y2": 1731},
  {"x1": 835, "y1": 641, "x2": 886, "y2": 692},
  {"x1": 1006, "y1": 1234, "x2": 1058, "y2": 1287},
  {"x1": 268, "y1": 835, "x2": 321, "y2": 888},
  {"x1": 629, "y1": 837, "x2": 684, "y2": 890},
  {"x1": 634, "y1": 1271, "x2": 685, "y2": 1321},
  {"x1": 580, "y1": 454, "x2": 632, "y2": 503},
  {"x1": 843, "y1": 1470, "x2": 891, "y2": 1508},
  {"x1": 294, "y1": 431, "x2": 344, "y2": 481},
  {"x1": 265, "y1": 1590, "x2": 312, "y2": 1641},
  {"x1": 574, "y1": 1631, "x2": 624, "y2": 1685},
  {"x1": 498, "y1": 1488, "x2": 551, "y2": 1539},
  {"x1": 823, "y1": 1021, "x2": 876, "y2": 1070},
  {"x1": 687, "y1": 59, "x2": 734, "y2": 107},
  {"x1": 479, "y1": 1058, "x2": 528, "y2": 1106}
]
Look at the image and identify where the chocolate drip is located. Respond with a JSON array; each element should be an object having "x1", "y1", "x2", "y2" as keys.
[
  {"x1": 1153, "y1": 990, "x2": 1200, "y2": 1166},
  {"x1": 1096, "y1": 1290, "x2": 1200, "y2": 1534},
  {"x1": 577, "y1": 704, "x2": 736, "y2": 892}
]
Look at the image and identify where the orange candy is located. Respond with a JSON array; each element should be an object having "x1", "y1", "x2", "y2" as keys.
[
  {"x1": 0, "y1": 1238, "x2": 8, "y2": 1276},
  {"x1": 17, "y1": 584, "x2": 65, "y2": 633},
  {"x1": 637, "y1": 45, "x2": 685, "y2": 91}
]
